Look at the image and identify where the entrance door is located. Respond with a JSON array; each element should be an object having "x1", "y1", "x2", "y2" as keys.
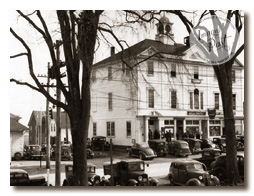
[{"x1": 176, "y1": 120, "x2": 183, "y2": 140}]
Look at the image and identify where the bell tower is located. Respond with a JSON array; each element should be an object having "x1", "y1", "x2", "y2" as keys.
[{"x1": 155, "y1": 15, "x2": 175, "y2": 45}]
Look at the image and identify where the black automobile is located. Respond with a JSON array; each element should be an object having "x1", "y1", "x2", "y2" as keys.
[
  {"x1": 182, "y1": 138, "x2": 202, "y2": 154},
  {"x1": 168, "y1": 140, "x2": 192, "y2": 157},
  {"x1": 210, "y1": 152, "x2": 244, "y2": 182},
  {"x1": 10, "y1": 169, "x2": 47, "y2": 186},
  {"x1": 200, "y1": 139, "x2": 219, "y2": 149},
  {"x1": 168, "y1": 160, "x2": 220, "y2": 186},
  {"x1": 212, "y1": 137, "x2": 226, "y2": 152},
  {"x1": 127, "y1": 142, "x2": 157, "y2": 160},
  {"x1": 91, "y1": 136, "x2": 110, "y2": 151},
  {"x1": 194, "y1": 148, "x2": 221, "y2": 170},
  {"x1": 148, "y1": 139, "x2": 167, "y2": 157}
]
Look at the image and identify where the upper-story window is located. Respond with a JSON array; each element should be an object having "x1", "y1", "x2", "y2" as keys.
[
  {"x1": 171, "y1": 90, "x2": 177, "y2": 109},
  {"x1": 147, "y1": 61, "x2": 154, "y2": 76},
  {"x1": 93, "y1": 122, "x2": 97, "y2": 136},
  {"x1": 171, "y1": 64, "x2": 176, "y2": 77},
  {"x1": 108, "y1": 92, "x2": 113, "y2": 111},
  {"x1": 232, "y1": 94, "x2": 236, "y2": 110},
  {"x1": 214, "y1": 93, "x2": 220, "y2": 110},
  {"x1": 108, "y1": 66, "x2": 112, "y2": 80},
  {"x1": 148, "y1": 89, "x2": 154, "y2": 108},
  {"x1": 126, "y1": 121, "x2": 131, "y2": 137},
  {"x1": 232, "y1": 70, "x2": 236, "y2": 83},
  {"x1": 122, "y1": 63, "x2": 131, "y2": 77},
  {"x1": 194, "y1": 66, "x2": 199, "y2": 79},
  {"x1": 189, "y1": 90, "x2": 203, "y2": 109}
]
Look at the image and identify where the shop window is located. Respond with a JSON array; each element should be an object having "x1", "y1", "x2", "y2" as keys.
[{"x1": 209, "y1": 126, "x2": 220, "y2": 136}]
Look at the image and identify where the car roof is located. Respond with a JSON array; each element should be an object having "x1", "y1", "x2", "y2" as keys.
[
  {"x1": 202, "y1": 148, "x2": 221, "y2": 152},
  {"x1": 183, "y1": 138, "x2": 201, "y2": 141},
  {"x1": 172, "y1": 140, "x2": 189, "y2": 144},
  {"x1": 171, "y1": 160, "x2": 201, "y2": 165},
  {"x1": 148, "y1": 139, "x2": 166, "y2": 143},
  {"x1": 65, "y1": 163, "x2": 96, "y2": 167},
  {"x1": 10, "y1": 169, "x2": 28, "y2": 174}
]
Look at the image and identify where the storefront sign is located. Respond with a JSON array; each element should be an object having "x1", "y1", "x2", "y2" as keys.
[{"x1": 187, "y1": 111, "x2": 206, "y2": 115}]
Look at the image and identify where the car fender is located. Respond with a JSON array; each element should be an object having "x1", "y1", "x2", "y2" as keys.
[
  {"x1": 209, "y1": 176, "x2": 220, "y2": 186},
  {"x1": 149, "y1": 177, "x2": 159, "y2": 186},
  {"x1": 186, "y1": 178, "x2": 202, "y2": 186},
  {"x1": 127, "y1": 179, "x2": 138, "y2": 186}
]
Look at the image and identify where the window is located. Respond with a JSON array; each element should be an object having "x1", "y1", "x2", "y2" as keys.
[
  {"x1": 126, "y1": 121, "x2": 131, "y2": 137},
  {"x1": 190, "y1": 92, "x2": 193, "y2": 109},
  {"x1": 122, "y1": 63, "x2": 131, "y2": 77},
  {"x1": 232, "y1": 94, "x2": 236, "y2": 110},
  {"x1": 215, "y1": 93, "x2": 220, "y2": 110},
  {"x1": 171, "y1": 90, "x2": 177, "y2": 108},
  {"x1": 108, "y1": 66, "x2": 112, "y2": 80},
  {"x1": 165, "y1": 120, "x2": 174, "y2": 125},
  {"x1": 147, "y1": 61, "x2": 154, "y2": 75},
  {"x1": 232, "y1": 70, "x2": 236, "y2": 83},
  {"x1": 171, "y1": 64, "x2": 176, "y2": 77},
  {"x1": 106, "y1": 122, "x2": 115, "y2": 137},
  {"x1": 108, "y1": 93, "x2": 113, "y2": 111},
  {"x1": 148, "y1": 89, "x2": 154, "y2": 108},
  {"x1": 93, "y1": 122, "x2": 97, "y2": 136},
  {"x1": 190, "y1": 91, "x2": 203, "y2": 109},
  {"x1": 194, "y1": 66, "x2": 199, "y2": 79}
]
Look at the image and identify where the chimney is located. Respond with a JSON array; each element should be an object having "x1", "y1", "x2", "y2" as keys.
[{"x1": 110, "y1": 47, "x2": 115, "y2": 56}]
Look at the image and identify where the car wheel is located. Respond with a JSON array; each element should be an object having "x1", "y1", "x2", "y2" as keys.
[
  {"x1": 215, "y1": 168, "x2": 226, "y2": 181},
  {"x1": 15, "y1": 153, "x2": 22, "y2": 161},
  {"x1": 139, "y1": 153, "x2": 144, "y2": 160},
  {"x1": 62, "y1": 179, "x2": 69, "y2": 186},
  {"x1": 168, "y1": 174, "x2": 174, "y2": 185}
]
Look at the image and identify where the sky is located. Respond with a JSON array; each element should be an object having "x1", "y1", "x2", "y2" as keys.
[{"x1": 4, "y1": 1, "x2": 253, "y2": 195}]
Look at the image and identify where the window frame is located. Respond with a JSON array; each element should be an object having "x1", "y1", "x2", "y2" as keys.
[
  {"x1": 106, "y1": 121, "x2": 115, "y2": 137},
  {"x1": 147, "y1": 61, "x2": 154, "y2": 76},
  {"x1": 214, "y1": 93, "x2": 220, "y2": 110},
  {"x1": 148, "y1": 89, "x2": 154, "y2": 108},
  {"x1": 171, "y1": 90, "x2": 177, "y2": 109},
  {"x1": 126, "y1": 121, "x2": 131, "y2": 137},
  {"x1": 108, "y1": 92, "x2": 113, "y2": 111}
]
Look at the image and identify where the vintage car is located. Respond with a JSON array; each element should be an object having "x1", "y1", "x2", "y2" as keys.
[
  {"x1": 210, "y1": 153, "x2": 244, "y2": 182},
  {"x1": 236, "y1": 136, "x2": 244, "y2": 151},
  {"x1": 91, "y1": 136, "x2": 110, "y2": 151},
  {"x1": 200, "y1": 139, "x2": 219, "y2": 149},
  {"x1": 103, "y1": 159, "x2": 158, "y2": 186},
  {"x1": 62, "y1": 164, "x2": 108, "y2": 186},
  {"x1": 168, "y1": 160, "x2": 220, "y2": 186},
  {"x1": 194, "y1": 148, "x2": 221, "y2": 170},
  {"x1": 148, "y1": 139, "x2": 167, "y2": 157},
  {"x1": 182, "y1": 138, "x2": 202, "y2": 154},
  {"x1": 51, "y1": 144, "x2": 94, "y2": 160},
  {"x1": 10, "y1": 169, "x2": 47, "y2": 186},
  {"x1": 212, "y1": 137, "x2": 226, "y2": 152},
  {"x1": 168, "y1": 140, "x2": 191, "y2": 157},
  {"x1": 23, "y1": 145, "x2": 44, "y2": 160},
  {"x1": 127, "y1": 142, "x2": 157, "y2": 160}
]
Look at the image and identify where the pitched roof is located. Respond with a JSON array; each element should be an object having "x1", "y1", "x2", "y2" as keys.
[
  {"x1": 10, "y1": 115, "x2": 28, "y2": 132},
  {"x1": 93, "y1": 39, "x2": 189, "y2": 67}
]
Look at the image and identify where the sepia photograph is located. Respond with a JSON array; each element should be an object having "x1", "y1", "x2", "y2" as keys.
[{"x1": 6, "y1": 0, "x2": 252, "y2": 195}]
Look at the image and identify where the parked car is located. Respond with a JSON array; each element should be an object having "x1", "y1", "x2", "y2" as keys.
[
  {"x1": 200, "y1": 139, "x2": 219, "y2": 149},
  {"x1": 182, "y1": 138, "x2": 202, "y2": 154},
  {"x1": 10, "y1": 169, "x2": 48, "y2": 186},
  {"x1": 194, "y1": 148, "x2": 221, "y2": 170},
  {"x1": 62, "y1": 164, "x2": 108, "y2": 186},
  {"x1": 103, "y1": 159, "x2": 158, "y2": 186},
  {"x1": 51, "y1": 144, "x2": 94, "y2": 160},
  {"x1": 127, "y1": 142, "x2": 157, "y2": 160},
  {"x1": 148, "y1": 139, "x2": 167, "y2": 157},
  {"x1": 168, "y1": 160, "x2": 220, "y2": 186},
  {"x1": 210, "y1": 153, "x2": 244, "y2": 182},
  {"x1": 23, "y1": 145, "x2": 44, "y2": 160},
  {"x1": 212, "y1": 137, "x2": 226, "y2": 152},
  {"x1": 236, "y1": 136, "x2": 244, "y2": 151},
  {"x1": 91, "y1": 136, "x2": 110, "y2": 151},
  {"x1": 168, "y1": 140, "x2": 191, "y2": 157}
]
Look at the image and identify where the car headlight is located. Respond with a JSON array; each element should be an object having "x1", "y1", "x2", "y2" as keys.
[
  {"x1": 199, "y1": 176, "x2": 203, "y2": 180},
  {"x1": 148, "y1": 177, "x2": 152, "y2": 181},
  {"x1": 138, "y1": 176, "x2": 143, "y2": 181},
  {"x1": 210, "y1": 175, "x2": 214, "y2": 179}
]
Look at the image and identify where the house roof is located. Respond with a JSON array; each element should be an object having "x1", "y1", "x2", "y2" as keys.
[
  {"x1": 93, "y1": 39, "x2": 189, "y2": 67},
  {"x1": 10, "y1": 115, "x2": 28, "y2": 132}
]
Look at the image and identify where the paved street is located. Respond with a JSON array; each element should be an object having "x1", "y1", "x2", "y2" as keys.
[{"x1": 10, "y1": 151, "x2": 201, "y2": 186}]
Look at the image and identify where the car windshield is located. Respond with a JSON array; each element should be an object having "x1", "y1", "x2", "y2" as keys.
[
  {"x1": 139, "y1": 143, "x2": 149, "y2": 148},
  {"x1": 128, "y1": 162, "x2": 145, "y2": 171},
  {"x1": 186, "y1": 163, "x2": 205, "y2": 172}
]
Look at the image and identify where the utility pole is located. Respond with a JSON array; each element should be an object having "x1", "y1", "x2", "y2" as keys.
[
  {"x1": 46, "y1": 62, "x2": 51, "y2": 186},
  {"x1": 55, "y1": 40, "x2": 62, "y2": 186}
]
